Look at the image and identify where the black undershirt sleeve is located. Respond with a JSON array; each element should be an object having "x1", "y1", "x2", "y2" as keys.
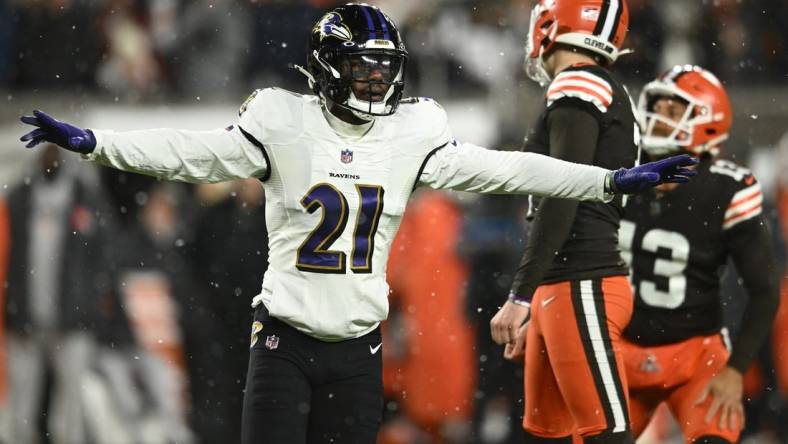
[
  {"x1": 509, "y1": 106, "x2": 601, "y2": 300},
  {"x1": 725, "y1": 216, "x2": 781, "y2": 374}
]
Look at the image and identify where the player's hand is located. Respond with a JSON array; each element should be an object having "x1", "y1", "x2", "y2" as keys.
[
  {"x1": 490, "y1": 300, "x2": 530, "y2": 345},
  {"x1": 612, "y1": 154, "x2": 698, "y2": 194},
  {"x1": 694, "y1": 366, "x2": 745, "y2": 431},
  {"x1": 20, "y1": 110, "x2": 96, "y2": 154},
  {"x1": 503, "y1": 322, "x2": 528, "y2": 362}
]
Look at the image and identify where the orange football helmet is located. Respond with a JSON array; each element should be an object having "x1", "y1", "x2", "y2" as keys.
[
  {"x1": 525, "y1": 0, "x2": 630, "y2": 85},
  {"x1": 638, "y1": 65, "x2": 732, "y2": 158}
]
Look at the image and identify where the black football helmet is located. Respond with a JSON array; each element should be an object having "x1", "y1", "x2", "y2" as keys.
[{"x1": 304, "y1": 3, "x2": 407, "y2": 117}]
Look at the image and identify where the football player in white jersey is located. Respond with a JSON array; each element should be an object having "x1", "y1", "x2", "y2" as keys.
[{"x1": 19, "y1": 4, "x2": 696, "y2": 443}]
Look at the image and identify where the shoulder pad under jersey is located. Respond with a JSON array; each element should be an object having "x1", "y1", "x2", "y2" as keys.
[
  {"x1": 709, "y1": 159, "x2": 763, "y2": 230},
  {"x1": 396, "y1": 97, "x2": 452, "y2": 149},
  {"x1": 546, "y1": 67, "x2": 614, "y2": 114},
  {"x1": 238, "y1": 87, "x2": 306, "y2": 145}
]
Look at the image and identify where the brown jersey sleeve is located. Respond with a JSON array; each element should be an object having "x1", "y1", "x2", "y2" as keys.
[
  {"x1": 725, "y1": 213, "x2": 781, "y2": 373},
  {"x1": 509, "y1": 105, "x2": 600, "y2": 301}
]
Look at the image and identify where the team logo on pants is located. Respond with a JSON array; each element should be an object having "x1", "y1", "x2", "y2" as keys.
[
  {"x1": 639, "y1": 352, "x2": 661, "y2": 373},
  {"x1": 265, "y1": 335, "x2": 280, "y2": 350},
  {"x1": 250, "y1": 321, "x2": 264, "y2": 348}
]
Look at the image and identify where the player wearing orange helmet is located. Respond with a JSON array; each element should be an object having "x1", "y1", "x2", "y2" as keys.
[
  {"x1": 490, "y1": 1, "x2": 640, "y2": 443},
  {"x1": 618, "y1": 65, "x2": 781, "y2": 443}
]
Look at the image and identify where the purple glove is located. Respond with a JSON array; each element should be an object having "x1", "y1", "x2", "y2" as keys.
[
  {"x1": 612, "y1": 154, "x2": 698, "y2": 194},
  {"x1": 20, "y1": 110, "x2": 96, "y2": 154}
]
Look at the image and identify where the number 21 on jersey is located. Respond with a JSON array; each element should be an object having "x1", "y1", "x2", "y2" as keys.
[
  {"x1": 296, "y1": 183, "x2": 384, "y2": 274},
  {"x1": 619, "y1": 220, "x2": 689, "y2": 309}
]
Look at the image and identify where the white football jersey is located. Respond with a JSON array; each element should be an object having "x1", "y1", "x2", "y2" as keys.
[
  {"x1": 89, "y1": 87, "x2": 612, "y2": 340},
  {"x1": 238, "y1": 88, "x2": 457, "y2": 340}
]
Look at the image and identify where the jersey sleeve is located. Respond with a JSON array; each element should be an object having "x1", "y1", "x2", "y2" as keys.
[
  {"x1": 717, "y1": 167, "x2": 779, "y2": 372},
  {"x1": 722, "y1": 179, "x2": 763, "y2": 231},
  {"x1": 546, "y1": 69, "x2": 613, "y2": 116},
  {"x1": 85, "y1": 88, "x2": 308, "y2": 184},
  {"x1": 724, "y1": 209, "x2": 780, "y2": 372},
  {"x1": 417, "y1": 142, "x2": 612, "y2": 201},
  {"x1": 87, "y1": 125, "x2": 268, "y2": 184}
]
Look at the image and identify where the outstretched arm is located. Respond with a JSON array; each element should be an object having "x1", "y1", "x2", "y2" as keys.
[
  {"x1": 20, "y1": 110, "x2": 268, "y2": 184},
  {"x1": 417, "y1": 140, "x2": 695, "y2": 201},
  {"x1": 418, "y1": 140, "x2": 611, "y2": 200},
  {"x1": 88, "y1": 127, "x2": 267, "y2": 183}
]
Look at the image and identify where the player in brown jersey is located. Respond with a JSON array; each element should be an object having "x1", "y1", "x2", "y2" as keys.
[
  {"x1": 490, "y1": 1, "x2": 641, "y2": 442},
  {"x1": 618, "y1": 65, "x2": 780, "y2": 443}
]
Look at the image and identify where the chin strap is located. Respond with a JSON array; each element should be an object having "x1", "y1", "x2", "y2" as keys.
[{"x1": 290, "y1": 63, "x2": 316, "y2": 89}]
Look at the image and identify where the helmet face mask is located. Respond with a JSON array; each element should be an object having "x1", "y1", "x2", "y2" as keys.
[
  {"x1": 524, "y1": 4, "x2": 555, "y2": 86},
  {"x1": 306, "y1": 5, "x2": 408, "y2": 118},
  {"x1": 523, "y1": 0, "x2": 629, "y2": 85},
  {"x1": 338, "y1": 51, "x2": 405, "y2": 116},
  {"x1": 639, "y1": 85, "x2": 698, "y2": 158},
  {"x1": 637, "y1": 65, "x2": 732, "y2": 158}
]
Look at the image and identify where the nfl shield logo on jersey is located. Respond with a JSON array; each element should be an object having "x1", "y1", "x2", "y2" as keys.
[
  {"x1": 340, "y1": 149, "x2": 353, "y2": 164},
  {"x1": 265, "y1": 335, "x2": 280, "y2": 350}
]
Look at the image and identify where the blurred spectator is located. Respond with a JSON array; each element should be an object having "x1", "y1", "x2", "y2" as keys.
[
  {"x1": 769, "y1": 281, "x2": 788, "y2": 443},
  {"x1": 384, "y1": 190, "x2": 475, "y2": 444},
  {"x1": 80, "y1": 217, "x2": 223, "y2": 443},
  {"x1": 171, "y1": 0, "x2": 251, "y2": 100},
  {"x1": 460, "y1": 194, "x2": 527, "y2": 444},
  {"x1": 107, "y1": 182, "x2": 211, "y2": 443},
  {"x1": 0, "y1": 172, "x2": 10, "y2": 442},
  {"x1": 190, "y1": 178, "x2": 268, "y2": 443},
  {"x1": 766, "y1": 132, "x2": 788, "y2": 443},
  {"x1": 655, "y1": 0, "x2": 700, "y2": 72},
  {"x1": 2, "y1": 145, "x2": 114, "y2": 444},
  {"x1": 403, "y1": 0, "x2": 527, "y2": 99},
  {"x1": 777, "y1": 130, "x2": 788, "y2": 246},
  {"x1": 95, "y1": 0, "x2": 168, "y2": 101}
]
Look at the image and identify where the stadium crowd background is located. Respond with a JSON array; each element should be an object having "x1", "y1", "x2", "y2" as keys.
[{"x1": 0, "y1": 0, "x2": 786, "y2": 443}]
